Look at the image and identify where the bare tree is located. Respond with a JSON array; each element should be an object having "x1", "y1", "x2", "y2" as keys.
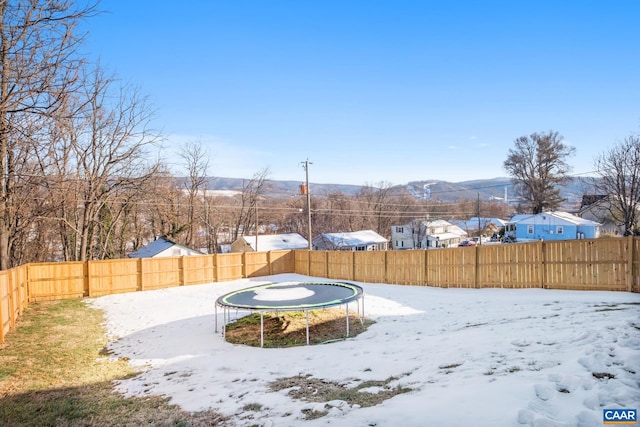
[
  {"x1": 201, "y1": 192, "x2": 234, "y2": 253},
  {"x1": 179, "y1": 141, "x2": 209, "y2": 248},
  {"x1": 503, "y1": 130, "x2": 575, "y2": 214},
  {"x1": 0, "y1": 113, "x2": 58, "y2": 263},
  {"x1": 146, "y1": 169, "x2": 189, "y2": 241},
  {"x1": 594, "y1": 133, "x2": 640, "y2": 235},
  {"x1": 0, "y1": 0, "x2": 96, "y2": 268},
  {"x1": 47, "y1": 65, "x2": 161, "y2": 261},
  {"x1": 312, "y1": 191, "x2": 353, "y2": 234},
  {"x1": 231, "y1": 169, "x2": 269, "y2": 241},
  {"x1": 354, "y1": 182, "x2": 399, "y2": 237}
]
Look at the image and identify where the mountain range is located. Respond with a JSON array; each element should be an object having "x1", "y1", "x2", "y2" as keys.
[{"x1": 200, "y1": 176, "x2": 599, "y2": 209}]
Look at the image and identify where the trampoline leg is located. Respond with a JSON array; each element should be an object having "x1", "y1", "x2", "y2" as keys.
[
  {"x1": 222, "y1": 307, "x2": 227, "y2": 338},
  {"x1": 260, "y1": 311, "x2": 264, "y2": 348},
  {"x1": 346, "y1": 302, "x2": 350, "y2": 337},
  {"x1": 306, "y1": 310, "x2": 310, "y2": 345},
  {"x1": 214, "y1": 303, "x2": 218, "y2": 333}
]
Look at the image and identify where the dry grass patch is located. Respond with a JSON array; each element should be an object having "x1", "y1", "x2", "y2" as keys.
[
  {"x1": 270, "y1": 374, "x2": 413, "y2": 420},
  {"x1": 0, "y1": 299, "x2": 227, "y2": 426},
  {"x1": 224, "y1": 308, "x2": 374, "y2": 347}
]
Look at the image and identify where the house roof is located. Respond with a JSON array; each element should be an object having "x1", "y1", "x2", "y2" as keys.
[
  {"x1": 241, "y1": 233, "x2": 309, "y2": 251},
  {"x1": 314, "y1": 230, "x2": 387, "y2": 247},
  {"x1": 416, "y1": 219, "x2": 451, "y2": 227},
  {"x1": 129, "y1": 237, "x2": 185, "y2": 258},
  {"x1": 449, "y1": 217, "x2": 506, "y2": 230}
]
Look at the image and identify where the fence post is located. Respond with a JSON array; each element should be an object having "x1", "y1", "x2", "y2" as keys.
[
  {"x1": 242, "y1": 252, "x2": 247, "y2": 278},
  {"x1": 15, "y1": 268, "x2": 23, "y2": 315},
  {"x1": 474, "y1": 245, "x2": 480, "y2": 288},
  {"x1": 26, "y1": 264, "x2": 32, "y2": 303},
  {"x1": 627, "y1": 235, "x2": 634, "y2": 292},
  {"x1": 85, "y1": 261, "x2": 92, "y2": 298},
  {"x1": 268, "y1": 251, "x2": 272, "y2": 276},
  {"x1": 325, "y1": 251, "x2": 329, "y2": 278},
  {"x1": 383, "y1": 250, "x2": 388, "y2": 284},
  {"x1": 539, "y1": 240, "x2": 546, "y2": 289},
  {"x1": 213, "y1": 254, "x2": 219, "y2": 282},
  {"x1": 423, "y1": 249, "x2": 429, "y2": 286},
  {"x1": 137, "y1": 258, "x2": 144, "y2": 292},
  {"x1": 8, "y1": 268, "x2": 15, "y2": 330},
  {"x1": 179, "y1": 256, "x2": 185, "y2": 286},
  {"x1": 0, "y1": 283, "x2": 4, "y2": 344}
]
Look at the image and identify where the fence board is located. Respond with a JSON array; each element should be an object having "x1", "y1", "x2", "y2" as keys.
[
  {"x1": 353, "y1": 251, "x2": 386, "y2": 283},
  {"x1": 326, "y1": 251, "x2": 353, "y2": 281},
  {"x1": 268, "y1": 250, "x2": 295, "y2": 275},
  {"x1": 28, "y1": 262, "x2": 85, "y2": 302},
  {"x1": 309, "y1": 251, "x2": 328, "y2": 278},
  {"x1": 12, "y1": 265, "x2": 28, "y2": 315},
  {"x1": 141, "y1": 258, "x2": 181, "y2": 290},
  {"x1": 426, "y1": 247, "x2": 476, "y2": 287},
  {"x1": 182, "y1": 255, "x2": 216, "y2": 285},
  {"x1": 632, "y1": 237, "x2": 640, "y2": 293},
  {"x1": 544, "y1": 239, "x2": 627, "y2": 291},
  {"x1": 0, "y1": 271, "x2": 8, "y2": 343},
  {"x1": 294, "y1": 250, "x2": 310, "y2": 276},
  {"x1": 244, "y1": 252, "x2": 270, "y2": 277},
  {"x1": 88, "y1": 259, "x2": 139, "y2": 297},
  {"x1": 386, "y1": 250, "x2": 425, "y2": 285},
  {"x1": 216, "y1": 253, "x2": 244, "y2": 281},
  {"x1": 8, "y1": 267, "x2": 23, "y2": 327}
]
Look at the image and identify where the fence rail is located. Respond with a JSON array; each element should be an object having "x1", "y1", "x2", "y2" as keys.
[{"x1": 1, "y1": 238, "x2": 639, "y2": 343}]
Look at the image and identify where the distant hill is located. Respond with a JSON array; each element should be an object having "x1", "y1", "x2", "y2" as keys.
[
  {"x1": 192, "y1": 177, "x2": 366, "y2": 197},
  {"x1": 190, "y1": 176, "x2": 600, "y2": 208},
  {"x1": 405, "y1": 176, "x2": 598, "y2": 208}
]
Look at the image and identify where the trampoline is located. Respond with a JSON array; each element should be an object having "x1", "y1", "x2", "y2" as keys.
[{"x1": 215, "y1": 281, "x2": 365, "y2": 347}]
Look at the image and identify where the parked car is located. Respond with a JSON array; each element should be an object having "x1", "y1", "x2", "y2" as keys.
[{"x1": 458, "y1": 240, "x2": 476, "y2": 247}]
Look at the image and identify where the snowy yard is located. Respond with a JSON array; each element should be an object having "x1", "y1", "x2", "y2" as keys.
[{"x1": 89, "y1": 274, "x2": 640, "y2": 427}]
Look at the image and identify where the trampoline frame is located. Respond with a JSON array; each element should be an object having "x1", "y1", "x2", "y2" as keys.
[{"x1": 215, "y1": 281, "x2": 365, "y2": 347}]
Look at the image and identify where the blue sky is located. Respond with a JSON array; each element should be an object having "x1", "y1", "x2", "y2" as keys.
[{"x1": 84, "y1": 1, "x2": 640, "y2": 186}]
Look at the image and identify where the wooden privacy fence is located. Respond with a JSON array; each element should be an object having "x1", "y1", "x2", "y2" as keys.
[
  {"x1": 294, "y1": 237, "x2": 640, "y2": 292},
  {"x1": 0, "y1": 265, "x2": 29, "y2": 345},
  {"x1": 0, "y1": 251, "x2": 294, "y2": 343},
  {"x1": 1, "y1": 237, "x2": 639, "y2": 343}
]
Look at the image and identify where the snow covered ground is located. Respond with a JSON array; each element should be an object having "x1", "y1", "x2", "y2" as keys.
[{"x1": 89, "y1": 273, "x2": 640, "y2": 427}]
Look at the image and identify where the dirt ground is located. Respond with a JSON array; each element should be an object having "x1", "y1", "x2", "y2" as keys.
[{"x1": 224, "y1": 308, "x2": 372, "y2": 347}]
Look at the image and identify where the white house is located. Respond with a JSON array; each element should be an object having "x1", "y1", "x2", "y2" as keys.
[
  {"x1": 504, "y1": 211, "x2": 601, "y2": 242},
  {"x1": 312, "y1": 230, "x2": 388, "y2": 251},
  {"x1": 129, "y1": 237, "x2": 203, "y2": 258},
  {"x1": 391, "y1": 219, "x2": 467, "y2": 249},
  {"x1": 230, "y1": 233, "x2": 309, "y2": 252}
]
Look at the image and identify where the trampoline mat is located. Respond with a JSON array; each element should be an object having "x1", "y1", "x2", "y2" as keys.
[{"x1": 216, "y1": 281, "x2": 363, "y2": 311}]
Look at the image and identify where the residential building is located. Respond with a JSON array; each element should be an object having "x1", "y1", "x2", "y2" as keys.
[
  {"x1": 504, "y1": 211, "x2": 601, "y2": 242},
  {"x1": 230, "y1": 233, "x2": 308, "y2": 252},
  {"x1": 129, "y1": 237, "x2": 203, "y2": 258},
  {"x1": 391, "y1": 219, "x2": 467, "y2": 249},
  {"x1": 312, "y1": 230, "x2": 388, "y2": 251}
]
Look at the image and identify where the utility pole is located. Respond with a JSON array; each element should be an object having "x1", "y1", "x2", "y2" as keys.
[{"x1": 301, "y1": 159, "x2": 313, "y2": 250}]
